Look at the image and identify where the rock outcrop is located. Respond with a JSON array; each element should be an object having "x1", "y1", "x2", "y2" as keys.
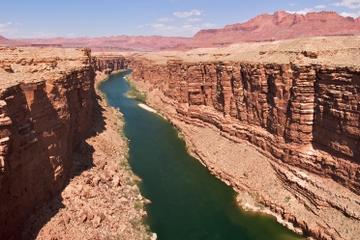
[
  {"x1": 121, "y1": 36, "x2": 360, "y2": 240},
  {"x1": 0, "y1": 47, "x2": 95, "y2": 239}
]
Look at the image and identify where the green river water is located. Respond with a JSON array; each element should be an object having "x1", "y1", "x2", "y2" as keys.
[{"x1": 99, "y1": 71, "x2": 303, "y2": 240}]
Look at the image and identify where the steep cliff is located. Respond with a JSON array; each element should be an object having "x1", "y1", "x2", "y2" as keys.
[
  {"x1": 123, "y1": 36, "x2": 360, "y2": 240},
  {"x1": 0, "y1": 47, "x2": 95, "y2": 239},
  {"x1": 92, "y1": 53, "x2": 128, "y2": 73}
]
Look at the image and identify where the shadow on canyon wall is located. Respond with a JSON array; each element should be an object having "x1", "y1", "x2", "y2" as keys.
[
  {"x1": 17, "y1": 91, "x2": 107, "y2": 240},
  {"x1": 0, "y1": 84, "x2": 105, "y2": 240}
]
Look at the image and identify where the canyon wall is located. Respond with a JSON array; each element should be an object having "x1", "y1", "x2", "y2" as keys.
[
  {"x1": 92, "y1": 54, "x2": 128, "y2": 73},
  {"x1": 0, "y1": 47, "x2": 95, "y2": 239},
  {"x1": 129, "y1": 58, "x2": 360, "y2": 192}
]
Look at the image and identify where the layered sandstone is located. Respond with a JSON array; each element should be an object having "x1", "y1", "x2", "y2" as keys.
[
  {"x1": 121, "y1": 36, "x2": 360, "y2": 240},
  {"x1": 0, "y1": 47, "x2": 96, "y2": 239},
  {"x1": 92, "y1": 53, "x2": 128, "y2": 74}
]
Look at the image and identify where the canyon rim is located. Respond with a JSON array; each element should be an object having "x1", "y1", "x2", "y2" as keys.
[{"x1": 0, "y1": 2, "x2": 360, "y2": 240}]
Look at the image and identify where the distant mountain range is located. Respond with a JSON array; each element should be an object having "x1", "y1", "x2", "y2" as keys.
[
  {"x1": 192, "y1": 11, "x2": 360, "y2": 47},
  {"x1": 1, "y1": 11, "x2": 359, "y2": 51},
  {"x1": 0, "y1": 35, "x2": 13, "y2": 44}
]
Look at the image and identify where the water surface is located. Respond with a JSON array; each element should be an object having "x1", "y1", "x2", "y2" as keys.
[{"x1": 99, "y1": 72, "x2": 303, "y2": 240}]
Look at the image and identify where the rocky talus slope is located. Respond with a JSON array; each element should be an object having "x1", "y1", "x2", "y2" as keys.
[
  {"x1": 0, "y1": 47, "x2": 151, "y2": 239},
  {"x1": 120, "y1": 37, "x2": 360, "y2": 240}
]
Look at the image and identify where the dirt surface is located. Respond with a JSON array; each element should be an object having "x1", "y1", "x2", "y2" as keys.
[{"x1": 22, "y1": 73, "x2": 153, "y2": 240}]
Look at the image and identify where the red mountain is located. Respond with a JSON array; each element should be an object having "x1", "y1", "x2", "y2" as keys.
[{"x1": 192, "y1": 11, "x2": 360, "y2": 47}]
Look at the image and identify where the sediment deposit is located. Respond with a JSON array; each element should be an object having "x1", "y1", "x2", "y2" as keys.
[{"x1": 121, "y1": 36, "x2": 360, "y2": 240}]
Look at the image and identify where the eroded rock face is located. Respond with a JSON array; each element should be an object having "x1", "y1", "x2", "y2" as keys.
[
  {"x1": 129, "y1": 58, "x2": 360, "y2": 190},
  {"x1": 0, "y1": 47, "x2": 95, "y2": 239},
  {"x1": 92, "y1": 53, "x2": 128, "y2": 74}
]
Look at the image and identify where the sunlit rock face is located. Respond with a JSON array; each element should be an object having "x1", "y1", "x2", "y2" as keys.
[
  {"x1": 121, "y1": 36, "x2": 360, "y2": 240},
  {"x1": 130, "y1": 59, "x2": 360, "y2": 188}
]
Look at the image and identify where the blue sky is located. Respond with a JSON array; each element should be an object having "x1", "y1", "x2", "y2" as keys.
[{"x1": 0, "y1": 0, "x2": 359, "y2": 38}]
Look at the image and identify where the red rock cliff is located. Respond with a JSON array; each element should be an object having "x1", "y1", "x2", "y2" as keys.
[
  {"x1": 126, "y1": 37, "x2": 360, "y2": 193},
  {"x1": 0, "y1": 47, "x2": 95, "y2": 239},
  {"x1": 92, "y1": 53, "x2": 128, "y2": 74}
]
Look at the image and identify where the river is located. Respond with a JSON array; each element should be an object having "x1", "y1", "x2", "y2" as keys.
[{"x1": 99, "y1": 71, "x2": 303, "y2": 240}]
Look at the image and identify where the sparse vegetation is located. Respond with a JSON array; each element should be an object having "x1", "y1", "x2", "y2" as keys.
[
  {"x1": 125, "y1": 77, "x2": 147, "y2": 102},
  {"x1": 134, "y1": 201, "x2": 144, "y2": 210},
  {"x1": 129, "y1": 218, "x2": 143, "y2": 230}
]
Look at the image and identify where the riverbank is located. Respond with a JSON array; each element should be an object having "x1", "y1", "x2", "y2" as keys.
[
  {"x1": 100, "y1": 71, "x2": 305, "y2": 240},
  {"x1": 127, "y1": 79, "x2": 305, "y2": 235},
  {"x1": 22, "y1": 72, "x2": 152, "y2": 240},
  {"x1": 128, "y1": 77, "x2": 360, "y2": 240}
]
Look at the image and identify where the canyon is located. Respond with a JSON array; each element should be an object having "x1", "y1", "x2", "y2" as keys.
[
  {"x1": 0, "y1": 35, "x2": 359, "y2": 240},
  {"x1": 114, "y1": 36, "x2": 360, "y2": 240},
  {"x1": 1, "y1": 11, "x2": 359, "y2": 51}
]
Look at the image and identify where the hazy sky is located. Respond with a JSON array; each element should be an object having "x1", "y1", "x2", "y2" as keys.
[{"x1": 0, "y1": 0, "x2": 359, "y2": 38}]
